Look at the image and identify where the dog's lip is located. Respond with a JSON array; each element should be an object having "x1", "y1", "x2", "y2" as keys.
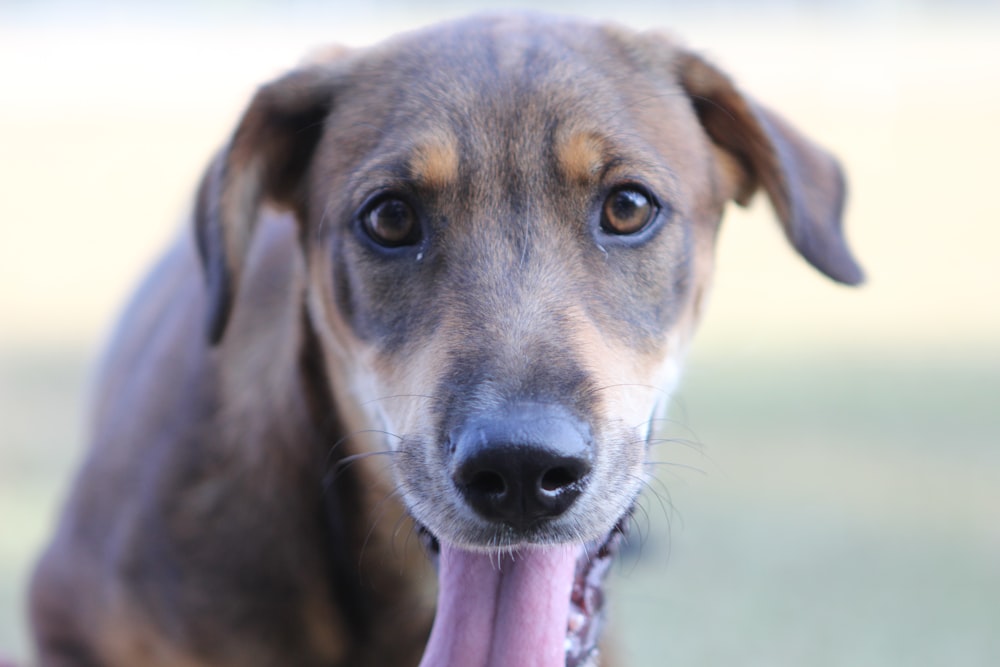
[
  {"x1": 416, "y1": 514, "x2": 627, "y2": 666},
  {"x1": 566, "y1": 522, "x2": 623, "y2": 666}
]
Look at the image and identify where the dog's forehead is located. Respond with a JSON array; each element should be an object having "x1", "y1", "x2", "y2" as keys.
[
  {"x1": 372, "y1": 15, "x2": 642, "y2": 92},
  {"x1": 378, "y1": 18, "x2": 671, "y2": 131}
]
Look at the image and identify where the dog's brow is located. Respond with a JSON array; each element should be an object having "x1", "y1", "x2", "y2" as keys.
[
  {"x1": 555, "y1": 130, "x2": 680, "y2": 199},
  {"x1": 408, "y1": 133, "x2": 460, "y2": 189},
  {"x1": 555, "y1": 131, "x2": 608, "y2": 184}
]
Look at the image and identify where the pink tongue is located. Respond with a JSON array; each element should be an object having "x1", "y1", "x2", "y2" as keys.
[{"x1": 418, "y1": 542, "x2": 579, "y2": 667}]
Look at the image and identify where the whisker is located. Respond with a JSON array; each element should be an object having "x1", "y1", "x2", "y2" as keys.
[
  {"x1": 316, "y1": 194, "x2": 338, "y2": 240},
  {"x1": 640, "y1": 414, "x2": 702, "y2": 436},
  {"x1": 644, "y1": 459, "x2": 708, "y2": 477},
  {"x1": 583, "y1": 382, "x2": 673, "y2": 401},
  {"x1": 324, "y1": 428, "x2": 403, "y2": 470},
  {"x1": 647, "y1": 474, "x2": 680, "y2": 526},
  {"x1": 627, "y1": 472, "x2": 675, "y2": 528},
  {"x1": 357, "y1": 486, "x2": 405, "y2": 572},
  {"x1": 631, "y1": 496, "x2": 651, "y2": 548},
  {"x1": 359, "y1": 393, "x2": 436, "y2": 408},
  {"x1": 642, "y1": 436, "x2": 706, "y2": 454},
  {"x1": 333, "y1": 449, "x2": 398, "y2": 475},
  {"x1": 639, "y1": 413, "x2": 704, "y2": 447},
  {"x1": 391, "y1": 507, "x2": 422, "y2": 567},
  {"x1": 617, "y1": 502, "x2": 649, "y2": 575}
]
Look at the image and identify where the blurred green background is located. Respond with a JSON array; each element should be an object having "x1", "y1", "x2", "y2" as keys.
[{"x1": 2, "y1": 1, "x2": 998, "y2": 665}]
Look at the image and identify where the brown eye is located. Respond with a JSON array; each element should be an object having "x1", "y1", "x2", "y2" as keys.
[
  {"x1": 601, "y1": 187, "x2": 655, "y2": 235},
  {"x1": 362, "y1": 197, "x2": 421, "y2": 247}
]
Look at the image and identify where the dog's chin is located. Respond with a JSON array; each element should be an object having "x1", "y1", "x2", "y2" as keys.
[{"x1": 416, "y1": 513, "x2": 628, "y2": 667}]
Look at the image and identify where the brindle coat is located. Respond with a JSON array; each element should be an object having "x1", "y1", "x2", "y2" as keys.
[{"x1": 29, "y1": 14, "x2": 861, "y2": 667}]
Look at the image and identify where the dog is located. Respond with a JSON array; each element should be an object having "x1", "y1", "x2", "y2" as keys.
[{"x1": 28, "y1": 13, "x2": 863, "y2": 667}]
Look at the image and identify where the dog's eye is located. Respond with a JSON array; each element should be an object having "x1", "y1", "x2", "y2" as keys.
[
  {"x1": 362, "y1": 197, "x2": 421, "y2": 247},
  {"x1": 601, "y1": 187, "x2": 655, "y2": 235}
]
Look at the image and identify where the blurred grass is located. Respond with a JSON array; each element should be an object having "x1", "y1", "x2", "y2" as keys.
[{"x1": 609, "y1": 350, "x2": 1000, "y2": 666}]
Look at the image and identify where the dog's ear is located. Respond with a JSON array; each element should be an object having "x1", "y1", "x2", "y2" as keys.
[
  {"x1": 675, "y1": 51, "x2": 864, "y2": 285},
  {"x1": 194, "y1": 65, "x2": 339, "y2": 344}
]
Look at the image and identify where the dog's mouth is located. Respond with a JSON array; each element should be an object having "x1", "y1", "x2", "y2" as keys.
[
  {"x1": 417, "y1": 517, "x2": 625, "y2": 667},
  {"x1": 565, "y1": 525, "x2": 622, "y2": 667}
]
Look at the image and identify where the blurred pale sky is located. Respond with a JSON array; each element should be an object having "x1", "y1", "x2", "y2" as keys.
[{"x1": 1, "y1": 0, "x2": 999, "y2": 357}]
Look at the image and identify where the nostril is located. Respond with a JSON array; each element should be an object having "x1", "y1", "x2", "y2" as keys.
[{"x1": 540, "y1": 466, "x2": 578, "y2": 493}]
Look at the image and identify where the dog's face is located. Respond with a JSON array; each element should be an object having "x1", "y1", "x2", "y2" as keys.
[
  {"x1": 307, "y1": 20, "x2": 721, "y2": 551},
  {"x1": 195, "y1": 14, "x2": 861, "y2": 666}
]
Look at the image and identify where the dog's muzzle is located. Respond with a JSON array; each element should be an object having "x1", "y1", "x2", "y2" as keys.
[{"x1": 417, "y1": 403, "x2": 622, "y2": 667}]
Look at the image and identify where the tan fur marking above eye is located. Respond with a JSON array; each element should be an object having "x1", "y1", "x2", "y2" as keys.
[
  {"x1": 409, "y1": 133, "x2": 460, "y2": 188},
  {"x1": 556, "y1": 131, "x2": 607, "y2": 184}
]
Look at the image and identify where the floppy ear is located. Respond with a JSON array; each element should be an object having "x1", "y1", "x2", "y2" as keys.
[
  {"x1": 676, "y1": 51, "x2": 864, "y2": 285},
  {"x1": 194, "y1": 66, "x2": 338, "y2": 344}
]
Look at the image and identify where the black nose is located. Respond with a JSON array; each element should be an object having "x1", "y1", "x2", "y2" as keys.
[{"x1": 450, "y1": 404, "x2": 593, "y2": 529}]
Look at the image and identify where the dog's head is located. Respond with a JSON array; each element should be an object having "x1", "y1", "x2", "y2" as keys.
[{"x1": 195, "y1": 14, "x2": 862, "y2": 667}]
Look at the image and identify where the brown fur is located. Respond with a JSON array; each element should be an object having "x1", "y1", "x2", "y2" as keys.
[
  {"x1": 29, "y1": 14, "x2": 861, "y2": 667},
  {"x1": 555, "y1": 131, "x2": 608, "y2": 184},
  {"x1": 408, "y1": 133, "x2": 462, "y2": 189}
]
